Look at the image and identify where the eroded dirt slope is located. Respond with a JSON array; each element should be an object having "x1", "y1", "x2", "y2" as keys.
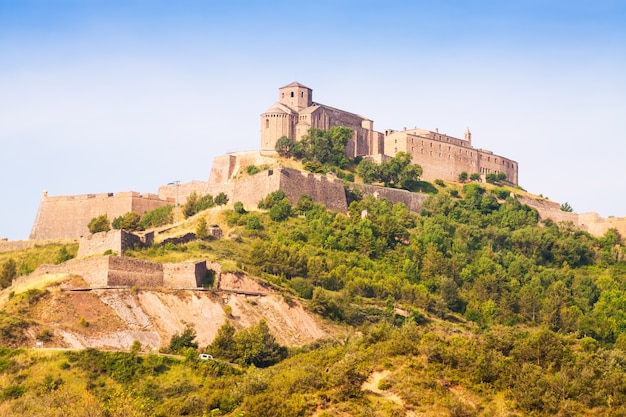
[{"x1": 8, "y1": 273, "x2": 332, "y2": 351}]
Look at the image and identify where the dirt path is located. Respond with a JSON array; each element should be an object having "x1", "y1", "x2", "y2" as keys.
[{"x1": 361, "y1": 370, "x2": 416, "y2": 416}]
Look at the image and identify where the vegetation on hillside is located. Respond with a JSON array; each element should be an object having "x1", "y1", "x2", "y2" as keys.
[{"x1": 2, "y1": 127, "x2": 626, "y2": 415}]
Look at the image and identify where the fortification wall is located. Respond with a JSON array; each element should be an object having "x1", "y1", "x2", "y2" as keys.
[
  {"x1": 163, "y1": 261, "x2": 207, "y2": 288},
  {"x1": 0, "y1": 239, "x2": 76, "y2": 253},
  {"x1": 278, "y1": 168, "x2": 348, "y2": 213},
  {"x1": 107, "y1": 257, "x2": 163, "y2": 287},
  {"x1": 30, "y1": 192, "x2": 170, "y2": 240},
  {"x1": 77, "y1": 230, "x2": 153, "y2": 259},
  {"x1": 353, "y1": 183, "x2": 429, "y2": 212},
  {"x1": 229, "y1": 169, "x2": 283, "y2": 210},
  {"x1": 19, "y1": 256, "x2": 110, "y2": 287}
]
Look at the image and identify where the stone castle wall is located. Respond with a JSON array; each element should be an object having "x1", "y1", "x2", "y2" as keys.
[
  {"x1": 19, "y1": 256, "x2": 207, "y2": 289},
  {"x1": 163, "y1": 262, "x2": 208, "y2": 288},
  {"x1": 107, "y1": 257, "x2": 163, "y2": 287},
  {"x1": 30, "y1": 191, "x2": 171, "y2": 241},
  {"x1": 19, "y1": 256, "x2": 110, "y2": 287},
  {"x1": 77, "y1": 230, "x2": 154, "y2": 259}
]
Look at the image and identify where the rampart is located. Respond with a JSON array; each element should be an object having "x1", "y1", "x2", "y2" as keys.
[
  {"x1": 19, "y1": 256, "x2": 207, "y2": 289},
  {"x1": 30, "y1": 191, "x2": 172, "y2": 241},
  {"x1": 77, "y1": 230, "x2": 154, "y2": 259},
  {"x1": 163, "y1": 262, "x2": 208, "y2": 288}
]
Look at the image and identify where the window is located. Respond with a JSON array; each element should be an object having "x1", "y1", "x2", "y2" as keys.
[
  {"x1": 291, "y1": 92, "x2": 294, "y2": 98},
  {"x1": 266, "y1": 119, "x2": 269, "y2": 128},
  {"x1": 301, "y1": 92, "x2": 304, "y2": 97}
]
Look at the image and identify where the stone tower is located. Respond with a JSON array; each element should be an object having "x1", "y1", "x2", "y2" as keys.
[
  {"x1": 279, "y1": 82, "x2": 312, "y2": 111},
  {"x1": 464, "y1": 127, "x2": 472, "y2": 144}
]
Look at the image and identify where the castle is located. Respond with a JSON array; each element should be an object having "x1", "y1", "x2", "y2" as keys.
[
  {"x1": 261, "y1": 82, "x2": 518, "y2": 184},
  {"x1": 21, "y1": 82, "x2": 626, "y2": 243}
]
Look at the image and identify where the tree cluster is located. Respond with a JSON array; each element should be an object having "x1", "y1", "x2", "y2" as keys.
[
  {"x1": 275, "y1": 126, "x2": 353, "y2": 169},
  {"x1": 357, "y1": 152, "x2": 423, "y2": 191}
]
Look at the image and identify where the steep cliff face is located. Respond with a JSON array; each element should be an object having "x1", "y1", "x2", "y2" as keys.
[{"x1": 3, "y1": 273, "x2": 331, "y2": 351}]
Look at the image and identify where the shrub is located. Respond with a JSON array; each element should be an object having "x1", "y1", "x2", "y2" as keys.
[
  {"x1": 434, "y1": 179, "x2": 445, "y2": 187},
  {"x1": 246, "y1": 165, "x2": 260, "y2": 175},
  {"x1": 196, "y1": 217, "x2": 209, "y2": 240},
  {"x1": 234, "y1": 201, "x2": 246, "y2": 214},
  {"x1": 0, "y1": 258, "x2": 17, "y2": 289},
  {"x1": 246, "y1": 215, "x2": 262, "y2": 231},
  {"x1": 168, "y1": 327, "x2": 198, "y2": 354},
  {"x1": 140, "y1": 205, "x2": 173, "y2": 229},
  {"x1": 215, "y1": 192, "x2": 229, "y2": 206},
  {"x1": 88, "y1": 214, "x2": 110, "y2": 234}
]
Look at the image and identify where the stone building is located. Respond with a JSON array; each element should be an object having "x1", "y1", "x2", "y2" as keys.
[
  {"x1": 260, "y1": 82, "x2": 518, "y2": 185},
  {"x1": 383, "y1": 127, "x2": 518, "y2": 184},
  {"x1": 260, "y1": 82, "x2": 383, "y2": 157}
]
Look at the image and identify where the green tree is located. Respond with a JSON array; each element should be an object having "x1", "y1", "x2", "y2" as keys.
[
  {"x1": 88, "y1": 214, "x2": 111, "y2": 234},
  {"x1": 470, "y1": 173, "x2": 481, "y2": 181},
  {"x1": 0, "y1": 258, "x2": 17, "y2": 288},
  {"x1": 140, "y1": 205, "x2": 173, "y2": 229},
  {"x1": 112, "y1": 211, "x2": 142, "y2": 231},
  {"x1": 196, "y1": 217, "x2": 208, "y2": 240},
  {"x1": 234, "y1": 201, "x2": 246, "y2": 214},
  {"x1": 356, "y1": 158, "x2": 379, "y2": 184},
  {"x1": 168, "y1": 327, "x2": 198, "y2": 354},
  {"x1": 275, "y1": 136, "x2": 294, "y2": 157},
  {"x1": 269, "y1": 200, "x2": 293, "y2": 221},
  {"x1": 560, "y1": 202, "x2": 574, "y2": 212},
  {"x1": 234, "y1": 319, "x2": 287, "y2": 367},
  {"x1": 215, "y1": 192, "x2": 229, "y2": 206},
  {"x1": 183, "y1": 191, "x2": 200, "y2": 218},
  {"x1": 458, "y1": 171, "x2": 469, "y2": 182},
  {"x1": 209, "y1": 321, "x2": 238, "y2": 361}
]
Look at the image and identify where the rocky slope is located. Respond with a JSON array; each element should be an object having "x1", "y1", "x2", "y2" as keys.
[{"x1": 5, "y1": 272, "x2": 331, "y2": 351}]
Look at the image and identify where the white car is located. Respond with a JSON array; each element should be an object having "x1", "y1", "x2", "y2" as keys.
[{"x1": 198, "y1": 354, "x2": 213, "y2": 360}]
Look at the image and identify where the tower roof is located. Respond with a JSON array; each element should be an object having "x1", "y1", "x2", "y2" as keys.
[
  {"x1": 262, "y1": 102, "x2": 294, "y2": 115},
  {"x1": 279, "y1": 81, "x2": 311, "y2": 90}
]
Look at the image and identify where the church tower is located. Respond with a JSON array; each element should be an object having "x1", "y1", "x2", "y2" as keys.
[
  {"x1": 464, "y1": 127, "x2": 472, "y2": 144},
  {"x1": 279, "y1": 82, "x2": 312, "y2": 112}
]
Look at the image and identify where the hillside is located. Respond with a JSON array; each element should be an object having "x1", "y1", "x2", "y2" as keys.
[{"x1": 2, "y1": 179, "x2": 626, "y2": 416}]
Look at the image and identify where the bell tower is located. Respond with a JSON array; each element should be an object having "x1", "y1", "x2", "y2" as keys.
[
  {"x1": 464, "y1": 127, "x2": 472, "y2": 144},
  {"x1": 279, "y1": 82, "x2": 312, "y2": 112}
]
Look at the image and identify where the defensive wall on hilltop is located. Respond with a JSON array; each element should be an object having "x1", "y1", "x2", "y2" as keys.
[
  {"x1": 30, "y1": 191, "x2": 172, "y2": 241},
  {"x1": 19, "y1": 256, "x2": 208, "y2": 289},
  {"x1": 516, "y1": 196, "x2": 626, "y2": 238},
  {"x1": 77, "y1": 229, "x2": 154, "y2": 259}
]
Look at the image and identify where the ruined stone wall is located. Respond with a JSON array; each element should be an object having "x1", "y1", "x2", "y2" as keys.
[
  {"x1": 77, "y1": 230, "x2": 152, "y2": 259},
  {"x1": 163, "y1": 261, "x2": 207, "y2": 288},
  {"x1": 30, "y1": 192, "x2": 171, "y2": 240},
  {"x1": 107, "y1": 257, "x2": 163, "y2": 287},
  {"x1": 20, "y1": 256, "x2": 110, "y2": 287},
  {"x1": 352, "y1": 183, "x2": 430, "y2": 213},
  {"x1": 0, "y1": 240, "x2": 35, "y2": 253}
]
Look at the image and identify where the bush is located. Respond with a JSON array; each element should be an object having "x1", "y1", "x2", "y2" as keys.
[
  {"x1": 112, "y1": 211, "x2": 142, "y2": 231},
  {"x1": 141, "y1": 205, "x2": 173, "y2": 229},
  {"x1": 88, "y1": 214, "x2": 110, "y2": 234},
  {"x1": 246, "y1": 165, "x2": 260, "y2": 175},
  {"x1": 168, "y1": 327, "x2": 198, "y2": 354},
  {"x1": 0, "y1": 259, "x2": 17, "y2": 289}
]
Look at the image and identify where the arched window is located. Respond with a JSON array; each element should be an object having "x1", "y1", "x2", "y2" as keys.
[
  {"x1": 281, "y1": 93, "x2": 284, "y2": 98},
  {"x1": 266, "y1": 119, "x2": 269, "y2": 128},
  {"x1": 291, "y1": 92, "x2": 294, "y2": 98},
  {"x1": 301, "y1": 92, "x2": 304, "y2": 97}
]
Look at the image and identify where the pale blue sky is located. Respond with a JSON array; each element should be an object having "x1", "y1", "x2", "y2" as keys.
[{"x1": 1, "y1": 0, "x2": 625, "y2": 240}]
